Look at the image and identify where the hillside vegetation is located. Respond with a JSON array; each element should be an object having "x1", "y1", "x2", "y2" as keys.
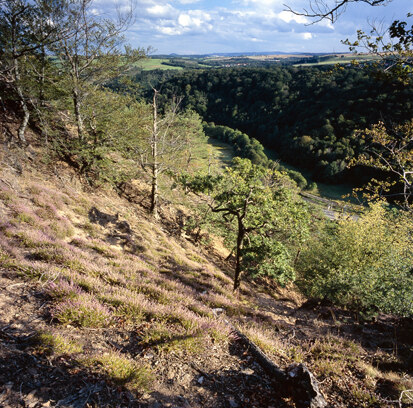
[
  {"x1": 1, "y1": 1, "x2": 412, "y2": 407},
  {"x1": 1, "y1": 121, "x2": 413, "y2": 408},
  {"x1": 145, "y1": 66, "x2": 412, "y2": 185}
]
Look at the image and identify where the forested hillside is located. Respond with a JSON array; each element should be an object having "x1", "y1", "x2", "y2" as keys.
[{"x1": 135, "y1": 66, "x2": 412, "y2": 183}]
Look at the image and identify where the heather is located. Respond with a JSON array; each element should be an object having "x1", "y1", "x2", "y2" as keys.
[{"x1": 0, "y1": 144, "x2": 412, "y2": 406}]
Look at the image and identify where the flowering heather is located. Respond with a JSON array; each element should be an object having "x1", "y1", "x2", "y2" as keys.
[
  {"x1": 200, "y1": 292, "x2": 247, "y2": 317},
  {"x1": 27, "y1": 184, "x2": 65, "y2": 210},
  {"x1": 35, "y1": 203, "x2": 58, "y2": 220},
  {"x1": 13, "y1": 229, "x2": 56, "y2": 248},
  {"x1": 69, "y1": 237, "x2": 89, "y2": 248},
  {"x1": 51, "y1": 294, "x2": 112, "y2": 328},
  {"x1": 51, "y1": 267, "x2": 105, "y2": 294},
  {"x1": 187, "y1": 302, "x2": 214, "y2": 318},
  {"x1": 100, "y1": 288, "x2": 152, "y2": 321},
  {"x1": 48, "y1": 217, "x2": 74, "y2": 239},
  {"x1": 0, "y1": 183, "x2": 16, "y2": 202},
  {"x1": 9, "y1": 202, "x2": 42, "y2": 225},
  {"x1": 0, "y1": 231, "x2": 22, "y2": 259},
  {"x1": 46, "y1": 279, "x2": 83, "y2": 300},
  {"x1": 155, "y1": 276, "x2": 198, "y2": 297}
]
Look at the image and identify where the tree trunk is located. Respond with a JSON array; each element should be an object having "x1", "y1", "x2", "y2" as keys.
[
  {"x1": 14, "y1": 58, "x2": 29, "y2": 145},
  {"x1": 73, "y1": 87, "x2": 84, "y2": 140},
  {"x1": 39, "y1": 43, "x2": 46, "y2": 107},
  {"x1": 233, "y1": 219, "x2": 245, "y2": 290},
  {"x1": 150, "y1": 165, "x2": 159, "y2": 218},
  {"x1": 150, "y1": 90, "x2": 159, "y2": 219}
]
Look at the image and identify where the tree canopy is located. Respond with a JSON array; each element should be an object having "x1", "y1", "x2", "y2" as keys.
[{"x1": 179, "y1": 158, "x2": 310, "y2": 289}]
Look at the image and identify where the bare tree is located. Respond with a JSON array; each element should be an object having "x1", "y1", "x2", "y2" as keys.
[
  {"x1": 51, "y1": 0, "x2": 144, "y2": 141},
  {"x1": 284, "y1": 0, "x2": 391, "y2": 23},
  {"x1": 0, "y1": 0, "x2": 63, "y2": 144},
  {"x1": 128, "y1": 89, "x2": 204, "y2": 218}
]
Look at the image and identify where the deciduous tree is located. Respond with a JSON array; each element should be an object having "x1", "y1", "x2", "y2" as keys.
[
  {"x1": 51, "y1": 0, "x2": 144, "y2": 141},
  {"x1": 350, "y1": 120, "x2": 413, "y2": 211},
  {"x1": 0, "y1": 0, "x2": 64, "y2": 143},
  {"x1": 179, "y1": 158, "x2": 310, "y2": 290},
  {"x1": 122, "y1": 90, "x2": 205, "y2": 218}
]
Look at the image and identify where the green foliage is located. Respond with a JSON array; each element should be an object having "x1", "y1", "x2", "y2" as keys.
[
  {"x1": 297, "y1": 202, "x2": 413, "y2": 317},
  {"x1": 146, "y1": 65, "x2": 413, "y2": 184},
  {"x1": 51, "y1": 90, "x2": 148, "y2": 184},
  {"x1": 243, "y1": 235, "x2": 295, "y2": 286},
  {"x1": 179, "y1": 158, "x2": 310, "y2": 288},
  {"x1": 350, "y1": 119, "x2": 413, "y2": 211},
  {"x1": 204, "y1": 123, "x2": 268, "y2": 166},
  {"x1": 343, "y1": 14, "x2": 413, "y2": 85}
]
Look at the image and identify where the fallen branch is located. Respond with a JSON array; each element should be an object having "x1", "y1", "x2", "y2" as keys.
[
  {"x1": 56, "y1": 383, "x2": 103, "y2": 408},
  {"x1": 217, "y1": 312, "x2": 327, "y2": 408},
  {"x1": 399, "y1": 389, "x2": 413, "y2": 408}
]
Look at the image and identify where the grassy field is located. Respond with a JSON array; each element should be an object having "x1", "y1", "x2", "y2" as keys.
[
  {"x1": 135, "y1": 58, "x2": 183, "y2": 71},
  {"x1": 189, "y1": 137, "x2": 234, "y2": 174},
  {"x1": 294, "y1": 54, "x2": 379, "y2": 67}
]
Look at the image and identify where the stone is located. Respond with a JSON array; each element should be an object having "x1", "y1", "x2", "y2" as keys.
[
  {"x1": 229, "y1": 398, "x2": 239, "y2": 408},
  {"x1": 212, "y1": 308, "x2": 224, "y2": 315},
  {"x1": 286, "y1": 363, "x2": 327, "y2": 408}
]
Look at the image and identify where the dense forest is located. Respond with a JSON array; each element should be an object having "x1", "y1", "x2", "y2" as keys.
[{"x1": 131, "y1": 66, "x2": 413, "y2": 183}]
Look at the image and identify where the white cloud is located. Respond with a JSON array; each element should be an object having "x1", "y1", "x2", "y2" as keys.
[
  {"x1": 146, "y1": 4, "x2": 177, "y2": 17},
  {"x1": 277, "y1": 10, "x2": 308, "y2": 24},
  {"x1": 158, "y1": 26, "x2": 182, "y2": 35},
  {"x1": 126, "y1": 0, "x2": 412, "y2": 53},
  {"x1": 239, "y1": 0, "x2": 283, "y2": 6},
  {"x1": 301, "y1": 32, "x2": 312, "y2": 40},
  {"x1": 177, "y1": 0, "x2": 201, "y2": 4}
]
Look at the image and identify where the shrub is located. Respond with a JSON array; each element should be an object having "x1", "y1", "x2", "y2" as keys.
[
  {"x1": 36, "y1": 332, "x2": 83, "y2": 355},
  {"x1": 297, "y1": 203, "x2": 413, "y2": 317}
]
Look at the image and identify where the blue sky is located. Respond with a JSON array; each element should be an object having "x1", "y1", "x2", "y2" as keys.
[{"x1": 95, "y1": 0, "x2": 413, "y2": 54}]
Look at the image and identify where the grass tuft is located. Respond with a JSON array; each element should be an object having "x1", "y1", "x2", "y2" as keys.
[
  {"x1": 85, "y1": 352, "x2": 153, "y2": 392},
  {"x1": 36, "y1": 331, "x2": 83, "y2": 355},
  {"x1": 51, "y1": 294, "x2": 112, "y2": 328}
]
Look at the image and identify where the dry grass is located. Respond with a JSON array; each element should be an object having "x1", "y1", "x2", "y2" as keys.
[
  {"x1": 0, "y1": 165, "x2": 238, "y2": 393},
  {"x1": 1, "y1": 153, "x2": 412, "y2": 405}
]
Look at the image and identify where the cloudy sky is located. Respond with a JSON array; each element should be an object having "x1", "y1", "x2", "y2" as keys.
[{"x1": 97, "y1": 0, "x2": 412, "y2": 54}]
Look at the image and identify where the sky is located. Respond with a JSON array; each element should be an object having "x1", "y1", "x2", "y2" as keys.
[{"x1": 94, "y1": 0, "x2": 413, "y2": 55}]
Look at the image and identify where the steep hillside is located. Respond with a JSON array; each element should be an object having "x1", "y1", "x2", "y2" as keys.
[{"x1": 0, "y1": 126, "x2": 412, "y2": 408}]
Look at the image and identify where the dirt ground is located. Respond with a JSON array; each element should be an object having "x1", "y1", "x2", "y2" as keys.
[{"x1": 1, "y1": 266, "x2": 412, "y2": 408}]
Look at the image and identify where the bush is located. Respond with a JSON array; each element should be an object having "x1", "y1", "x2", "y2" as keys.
[{"x1": 297, "y1": 203, "x2": 413, "y2": 317}]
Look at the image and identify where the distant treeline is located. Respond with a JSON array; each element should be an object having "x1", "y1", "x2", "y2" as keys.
[{"x1": 143, "y1": 66, "x2": 412, "y2": 184}]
